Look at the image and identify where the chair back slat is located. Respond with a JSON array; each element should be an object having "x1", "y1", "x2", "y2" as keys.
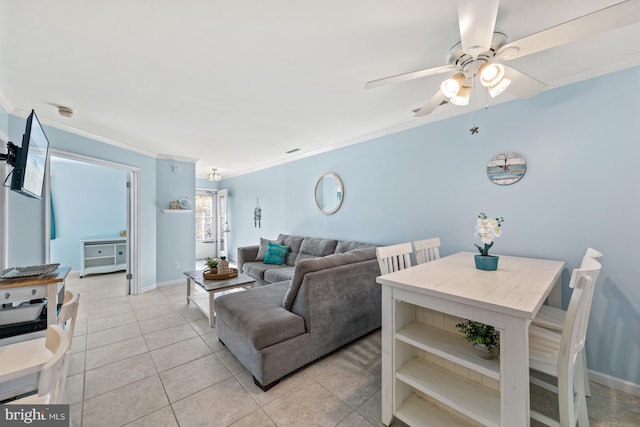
[
  {"x1": 376, "y1": 243, "x2": 413, "y2": 275},
  {"x1": 413, "y1": 238, "x2": 441, "y2": 265}
]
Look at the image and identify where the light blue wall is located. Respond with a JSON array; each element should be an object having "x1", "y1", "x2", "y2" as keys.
[
  {"x1": 196, "y1": 177, "x2": 219, "y2": 190},
  {"x1": 222, "y1": 66, "x2": 640, "y2": 386},
  {"x1": 7, "y1": 114, "x2": 49, "y2": 266},
  {"x1": 6, "y1": 116, "x2": 159, "y2": 290},
  {"x1": 156, "y1": 159, "x2": 196, "y2": 283},
  {"x1": 49, "y1": 158, "x2": 127, "y2": 270}
]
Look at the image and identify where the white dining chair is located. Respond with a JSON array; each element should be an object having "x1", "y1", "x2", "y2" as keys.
[
  {"x1": 413, "y1": 237, "x2": 441, "y2": 264},
  {"x1": 529, "y1": 257, "x2": 602, "y2": 427},
  {"x1": 57, "y1": 290, "x2": 80, "y2": 347},
  {"x1": 0, "y1": 290, "x2": 79, "y2": 401},
  {"x1": 55, "y1": 290, "x2": 79, "y2": 395},
  {"x1": 376, "y1": 243, "x2": 413, "y2": 275},
  {"x1": 5, "y1": 325, "x2": 70, "y2": 405},
  {"x1": 533, "y1": 248, "x2": 602, "y2": 396}
]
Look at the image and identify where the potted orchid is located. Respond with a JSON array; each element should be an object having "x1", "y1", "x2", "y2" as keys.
[{"x1": 474, "y1": 212, "x2": 504, "y2": 271}]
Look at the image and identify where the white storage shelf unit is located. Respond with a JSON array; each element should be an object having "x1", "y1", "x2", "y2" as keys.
[
  {"x1": 392, "y1": 303, "x2": 501, "y2": 427},
  {"x1": 80, "y1": 237, "x2": 127, "y2": 277}
]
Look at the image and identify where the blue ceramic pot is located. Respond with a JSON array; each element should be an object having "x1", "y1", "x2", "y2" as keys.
[{"x1": 474, "y1": 255, "x2": 499, "y2": 271}]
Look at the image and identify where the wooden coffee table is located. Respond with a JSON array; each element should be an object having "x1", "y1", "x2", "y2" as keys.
[{"x1": 184, "y1": 270, "x2": 256, "y2": 327}]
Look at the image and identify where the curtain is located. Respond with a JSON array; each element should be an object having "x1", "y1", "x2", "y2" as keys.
[{"x1": 50, "y1": 192, "x2": 56, "y2": 240}]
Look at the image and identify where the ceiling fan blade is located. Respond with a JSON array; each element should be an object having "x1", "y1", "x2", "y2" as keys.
[
  {"x1": 503, "y1": 65, "x2": 547, "y2": 99},
  {"x1": 414, "y1": 91, "x2": 448, "y2": 117},
  {"x1": 365, "y1": 64, "x2": 458, "y2": 89},
  {"x1": 496, "y1": 0, "x2": 640, "y2": 61},
  {"x1": 457, "y1": 0, "x2": 500, "y2": 59}
]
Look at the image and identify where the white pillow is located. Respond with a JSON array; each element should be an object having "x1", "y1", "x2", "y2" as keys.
[{"x1": 255, "y1": 238, "x2": 282, "y2": 261}]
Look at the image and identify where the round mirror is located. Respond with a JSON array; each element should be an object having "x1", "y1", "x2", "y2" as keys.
[{"x1": 314, "y1": 172, "x2": 344, "y2": 215}]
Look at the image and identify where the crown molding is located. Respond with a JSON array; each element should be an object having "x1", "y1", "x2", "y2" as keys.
[
  {"x1": 156, "y1": 154, "x2": 199, "y2": 163},
  {"x1": 0, "y1": 90, "x2": 15, "y2": 114}
]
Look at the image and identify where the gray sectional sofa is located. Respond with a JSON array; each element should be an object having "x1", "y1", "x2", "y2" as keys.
[{"x1": 215, "y1": 234, "x2": 381, "y2": 390}]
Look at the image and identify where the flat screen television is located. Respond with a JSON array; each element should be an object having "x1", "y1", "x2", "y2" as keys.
[{"x1": 10, "y1": 110, "x2": 50, "y2": 199}]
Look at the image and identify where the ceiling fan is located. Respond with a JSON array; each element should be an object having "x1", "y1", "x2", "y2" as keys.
[{"x1": 365, "y1": 0, "x2": 640, "y2": 117}]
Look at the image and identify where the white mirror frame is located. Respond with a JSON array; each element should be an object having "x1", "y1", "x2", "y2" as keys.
[{"x1": 314, "y1": 172, "x2": 344, "y2": 215}]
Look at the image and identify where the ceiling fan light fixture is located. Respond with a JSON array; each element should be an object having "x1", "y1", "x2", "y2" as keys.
[
  {"x1": 450, "y1": 86, "x2": 471, "y2": 106},
  {"x1": 479, "y1": 63, "x2": 505, "y2": 87},
  {"x1": 488, "y1": 78, "x2": 511, "y2": 97},
  {"x1": 440, "y1": 73, "x2": 466, "y2": 98}
]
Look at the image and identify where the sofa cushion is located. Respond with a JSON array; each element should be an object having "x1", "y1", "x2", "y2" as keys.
[
  {"x1": 264, "y1": 266, "x2": 295, "y2": 283},
  {"x1": 243, "y1": 262, "x2": 290, "y2": 280},
  {"x1": 264, "y1": 242, "x2": 289, "y2": 265},
  {"x1": 283, "y1": 247, "x2": 377, "y2": 310},
  {"x1": 334, "y1": 240, "x2": 376, "y2": 254},
  {"x1": 216, "y1": 282, "x2": 305, "y2": 350},
  {"x1": 255, "y1": 238, "x2": 283, "y2": 261},
  {"x1": 277, "y1": 234, "x2": 305, "y2": 265},
  {"x1": 295, "y1": 237, "x2": 338, "y2": 264}
]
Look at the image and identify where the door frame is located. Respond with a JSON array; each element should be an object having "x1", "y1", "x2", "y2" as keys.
[
  {"x1": 45, "y1": 149, "x2": 141, "y2": 295},
  {"x1": 195, "y1": 188, "x2": 218, "y2": 260}
]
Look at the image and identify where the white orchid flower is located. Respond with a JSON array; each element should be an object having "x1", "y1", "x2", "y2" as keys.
[{"x1": 474, "y1": 213, "x2": 504, "y2": 256}]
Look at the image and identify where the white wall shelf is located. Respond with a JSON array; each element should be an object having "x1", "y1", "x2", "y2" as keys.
[{"x1": 161, "y1": 209, "x2": 193, "y2": 213}]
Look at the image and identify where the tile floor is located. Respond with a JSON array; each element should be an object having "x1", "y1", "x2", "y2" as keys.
[{"x1": 64, "y1": 271, "x2": 640, "y2": 426}]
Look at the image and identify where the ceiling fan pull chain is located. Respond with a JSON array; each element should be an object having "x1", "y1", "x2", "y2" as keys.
[{"x1": 470, "y1": 74, "x2": 479, "y2": 135}]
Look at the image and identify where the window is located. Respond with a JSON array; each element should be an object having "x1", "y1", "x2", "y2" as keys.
[{"x1": 195, "y1": 193, "x2": 214, "y2": 241}]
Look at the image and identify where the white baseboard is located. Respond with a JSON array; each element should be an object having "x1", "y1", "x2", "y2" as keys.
[
  {"x1": 140, "y1": 284, "x2": 157, "y2": 293},
  {"x1": 589, "y1": 369, "x2": 640, "y2": 397},
  {"x1": 156, "y1": 279, "x2": 184, "y2": 288}
]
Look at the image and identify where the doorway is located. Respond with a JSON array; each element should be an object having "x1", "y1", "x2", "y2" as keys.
[
  {"x1": 194, "y1": 188, "x2": 229, "y2": 267},
  {"x1": 195, "y1": 189, "x2": 217, "y2": 262},
  {"x1": 45, "y1": 150, "x2": 140, "y2": 295}
]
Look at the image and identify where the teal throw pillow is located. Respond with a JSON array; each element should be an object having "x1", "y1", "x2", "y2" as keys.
[{"x1": 263, "y1": 241, "x2": 289, "y2": 265}]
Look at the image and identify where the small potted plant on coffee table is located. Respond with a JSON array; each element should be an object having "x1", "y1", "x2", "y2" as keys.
[
  {"x1": 205, "y1": 257, "x2": 219, "y2": 273},
  {"x1": 456, "y1": 319, "x2": 500, "y2": 360}
]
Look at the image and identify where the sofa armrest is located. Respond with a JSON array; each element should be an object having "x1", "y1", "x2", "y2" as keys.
[{"x1": 237, "y1": 245, "x2": 259, "y2": 273}]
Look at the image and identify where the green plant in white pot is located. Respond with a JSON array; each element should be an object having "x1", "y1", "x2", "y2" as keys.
[
  {"x1": 205, "y1": 257, "x2": 219, "y2": 272},
  {"x1": 456, "y1": 320, "x2": 500, "y2": 359}
]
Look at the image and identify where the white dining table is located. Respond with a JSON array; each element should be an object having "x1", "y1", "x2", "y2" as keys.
[{"x1": 377, "y1": 251, "x2": 565, "y2": 426}]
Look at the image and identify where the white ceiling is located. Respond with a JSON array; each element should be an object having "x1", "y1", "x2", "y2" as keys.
[{"x1": 1, "y1": 0, "x2": 639, "y2": 179}]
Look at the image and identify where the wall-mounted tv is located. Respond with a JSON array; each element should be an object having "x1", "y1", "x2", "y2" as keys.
[{"x1": 10, "y1": 110, "x2": 50, "y2": 199}]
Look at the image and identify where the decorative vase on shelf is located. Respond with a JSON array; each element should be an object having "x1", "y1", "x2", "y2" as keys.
[
  {"x1": 473, "y1": 344, "x2": 495, "y2": 360},
  {"x1": 474, "y1": 255, "x2": 499, "y2": 271},
  {"x1": 218, "y1": 256, "x2": 229, "y2": 274}
]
